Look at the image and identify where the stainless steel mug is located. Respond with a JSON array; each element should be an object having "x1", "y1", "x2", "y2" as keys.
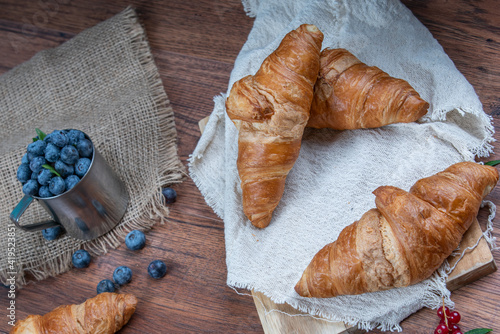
[{"x1": 10, "y1": 135, "x2": 129, "y2": 240}]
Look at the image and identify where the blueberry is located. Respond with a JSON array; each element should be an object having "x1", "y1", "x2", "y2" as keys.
[
  {"x1": 67, "y1": 130, "x2": 85, "y2": 146},
  {"x1": 148, "y1": 260, "x2": 167, "y2": 279},
  {"x1": 113, "y1": 266, "x2": 132, "y2": 285},
  {"x1": 17, "y1": 163, "x2": 32, "y2": 183},
  {"x1": 42, "y1": 226, "x2": 63, "y2": 240},
  {"x1": 72, "y1": 249, "x2": 91, "y2": 268},
  {"x1": 54, "y1": 160, "x2": 74, "y2": 178},
  {"x1": 29, "y1": 156, "x2": 46, "y2": 173},
  {"x1": 60, "y1": 145, "x2": 80, "y2": 165},
  {"x1": 27, "y1": 140, "x2": 46, "y2": 156},
  {"x1": 37, "y1": 168, "x2": 53, "y2": 186},
  {"x1": 125, "y1": 230, "x2": 146, "y2": 250},
  {"x1": 162, "y1": 187, "x2": 177, "y2": 204},
  {"x1": 76, "y1": 139, "x2": 93, "y2": 158},
  {"x1": 47, "y1": 130, "x2": 68, "y2": 148},
  {"x1": 38, "y1": 185, "x2": 52, "y2": 198},
  {"x1": 27, "y1": 152, "x2": 37, "y2": 161},
  {"x1": 43, "y1": 132, "x2": 53, "y2": 143},
  {"x1": 49, "y1": 176, "x2": 66, "y2": 195},
  {"x1": 96, "y1": 279, "x2": 116, "y2": 294},
  {"x1": 31, "y1": 170, "x2": 41, "y2": 180},
  {"x1": 44, "y1": 143, "x2": 61, "y2": 163},
  {"x1": 65, "y1": 175, "x2": 80, "y2": 190},
  {"x1": 22, "y1": 179, "x2": 39, "y2": 196},
  {"x1": 21, "y1": 153, "x2": 30, "y2": 164},
  {"x1": 75, "y1": 158, "x2": 91, "y2": 177}
]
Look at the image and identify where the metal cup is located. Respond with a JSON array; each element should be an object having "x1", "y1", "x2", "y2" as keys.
[{"x1": 10, "y1": 134, "x2": 129, "y2": 240}]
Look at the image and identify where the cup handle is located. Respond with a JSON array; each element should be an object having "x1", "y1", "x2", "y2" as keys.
[{"x1": 10, "y1": 195, "x2": 60, "y2": 232}]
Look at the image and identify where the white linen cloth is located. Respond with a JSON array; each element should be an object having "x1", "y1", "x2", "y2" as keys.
[{"x1": 189, "y1": 0, "x2": 495, "y2": 330}]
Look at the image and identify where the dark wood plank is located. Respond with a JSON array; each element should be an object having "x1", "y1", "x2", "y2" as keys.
[
  {"x1": 401, "y1": 0, "x2": 500, "y2": 116},
  {"x1": 0, "y1": 0, "x2": 500, "y2": 333}
]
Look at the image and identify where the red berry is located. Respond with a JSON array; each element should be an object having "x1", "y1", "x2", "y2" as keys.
[
  {"x1": 448, "y1": 311, "x2": 461, "y2": 324},
  {"x1": 437, "y1": 306, "x2": 450, "y2": 319},
  {"x1": 449, "y1": 323, "x2": 461, "y2": 331},
  {"x1": 434, "y1": 324, "x2": 449, "y2": 334},
  {"x1": 451, "y1": 331, "x2": 463, "y2": 334}
]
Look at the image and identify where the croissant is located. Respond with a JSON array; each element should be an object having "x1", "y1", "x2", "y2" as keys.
[
  {"x1": 226, "y1": 24, "x2": 323, "y2": 228},
  {"x1": 307, "y1": 48, "x2": 429, "y2": 130},
  {"x1": 295, "y1": 162, "x2": 499, "y2": 298},
  {"x1": 10, "y1": 293, "x2": 137, "y2": 334}
]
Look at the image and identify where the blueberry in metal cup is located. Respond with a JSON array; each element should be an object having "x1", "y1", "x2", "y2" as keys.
[
  {"x1": 16, "y1": 128, "x2": 95, "y2": 198},
  {"x1": 10, "y1": 128, "x2": 129, "y2": 240}
]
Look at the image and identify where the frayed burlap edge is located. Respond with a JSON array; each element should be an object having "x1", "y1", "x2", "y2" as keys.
[{"x1": 11, "y1": 7, "x2": 186, "y2": 287}]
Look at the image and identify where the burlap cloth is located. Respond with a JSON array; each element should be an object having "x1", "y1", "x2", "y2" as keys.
[
  {"x1": 0, "y1": 8, "x2": 185, "y2": 286},
  {"x1": 189, "y1": 0, "x2": 496, "y2": 331}
]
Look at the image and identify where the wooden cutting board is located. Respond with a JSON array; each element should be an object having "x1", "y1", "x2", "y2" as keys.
[{"x1": 198, "y1": 116, "x2": 497, "y2": 334}]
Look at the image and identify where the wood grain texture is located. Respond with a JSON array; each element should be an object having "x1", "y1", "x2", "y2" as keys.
[{"x1": 0, "y1": 0, "x2": 499, "y2": 333}]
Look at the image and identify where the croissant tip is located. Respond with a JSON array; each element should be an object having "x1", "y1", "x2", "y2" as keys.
[
  {"x1": 303, "y1": 24, "x2": 319, "y2": 32},
  {"x1": 124, "y1": 293, "x2": 138, "y2": 307},
  {"x1": 294, "y1": 276, "x2": 310, "y2": 297},
  {"x1": 251, "y1": 217, "x2": 272, "y2": 229}
]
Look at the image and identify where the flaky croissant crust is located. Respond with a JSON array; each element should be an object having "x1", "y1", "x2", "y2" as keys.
[
  {"x1": 10, "y1": 293, "x2": 137, "y2": 334},
  {"x1": 295, "y1": 162, "x2": 499, "y2": 298},
  {"x1": 307, "y1": 48, "x2": 429, "y2": 130},
  {"x1": 226, "y1": 24, "x2": 324, "y2": 228}
]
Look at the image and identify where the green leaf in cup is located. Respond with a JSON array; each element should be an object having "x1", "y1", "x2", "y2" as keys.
[
  {"x1": 42, "y1": 164, "x2": 61, "y2": 177},
  {"x1": 35, "y1": 128, "x2": 47, "y2": 141}
]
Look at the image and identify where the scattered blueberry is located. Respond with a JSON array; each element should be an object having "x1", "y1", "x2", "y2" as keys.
[
  {"x1": 65, "y1": 175, "x2": 80, "y2": 190},
  {"x1": 125, "y1": 230, "x2": 146, "y2": 250},
  {"x1": 75, "y1": 158, "x2": 91, "y2": 177},
  {"x1": 29, "y1": 156, "x2": 46, "y2": 173},
  {"x1": 60, "y1": 145, "x2": 79, "y2": 165},
  {"x1": 48, "y1": 130, "x2": 68, "y2": 148},
  {"x1": 72, "y1": 249, "x2": 91, "y2": 268},
  {"x1": 113, "y1": 266, "x2": 133, "y2": 285},
  {"x1": 17, "y1": 163, "x2": 32, "y2": 183},
  {"x1": 37, "y1": 168, "x2": 53, "y2": 186},
  {"x1": 49, "y1": 176, "x2": 66, "y2": 195},
  {"x1": 96, "y1": 279, "x2": 115, "y2": 294},
  {"x1": 42, "y1": 226, "x2": 63, "y2": 240},
  {"x1": 162, "y1": 187, "x2": 177, "y2": 204},
  {"x1": 21, "y1": 153, "x2": 30, "y2": 164},
  {"x1": 148, "y1": 260, "x2": 167, "y2": 279},
  {"x1": 67, "y1": 129, "x2": 85, "y2": 146},
  {"x1": 38, "y1": 185, "x2": 52, "y2": 198},
  {"x1": 27, "y1": 140, "x2": 46, "y2": 156},
  {"x1": 54, "y1": 160, "x2": 74, "y2": 178},
  {"x1": 22, "y1": 179, "x2": 39, "y2": 196},
  {"x1": 44, "y1": 143, "x2": 60, "y2": 163},
  {"x1": 76, "y1": 139, "x2": 93, "y2": 158}
]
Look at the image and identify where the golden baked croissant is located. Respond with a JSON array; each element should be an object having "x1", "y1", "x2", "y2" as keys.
[
  {"x1": 307, "y1": 48, "x2": 429, "y2": 130},
  {"x1": 226, "y1": 24, "x2": 323, "y2": 228},
  {"x1": 295, "y1": 162, "x2": 498, "y2": 298},
  {"x1": 10, "y1": 292, "x2": 137, "y2": 334}
]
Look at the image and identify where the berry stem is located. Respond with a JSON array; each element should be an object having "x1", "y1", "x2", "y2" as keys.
[{"x1": 442, "y1": 296, "x2": 449, "y2": 328}]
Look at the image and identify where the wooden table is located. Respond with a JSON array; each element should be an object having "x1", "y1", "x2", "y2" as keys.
[{"x1": 0, "y1": 1, "x2": 499, "y2": 333}]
